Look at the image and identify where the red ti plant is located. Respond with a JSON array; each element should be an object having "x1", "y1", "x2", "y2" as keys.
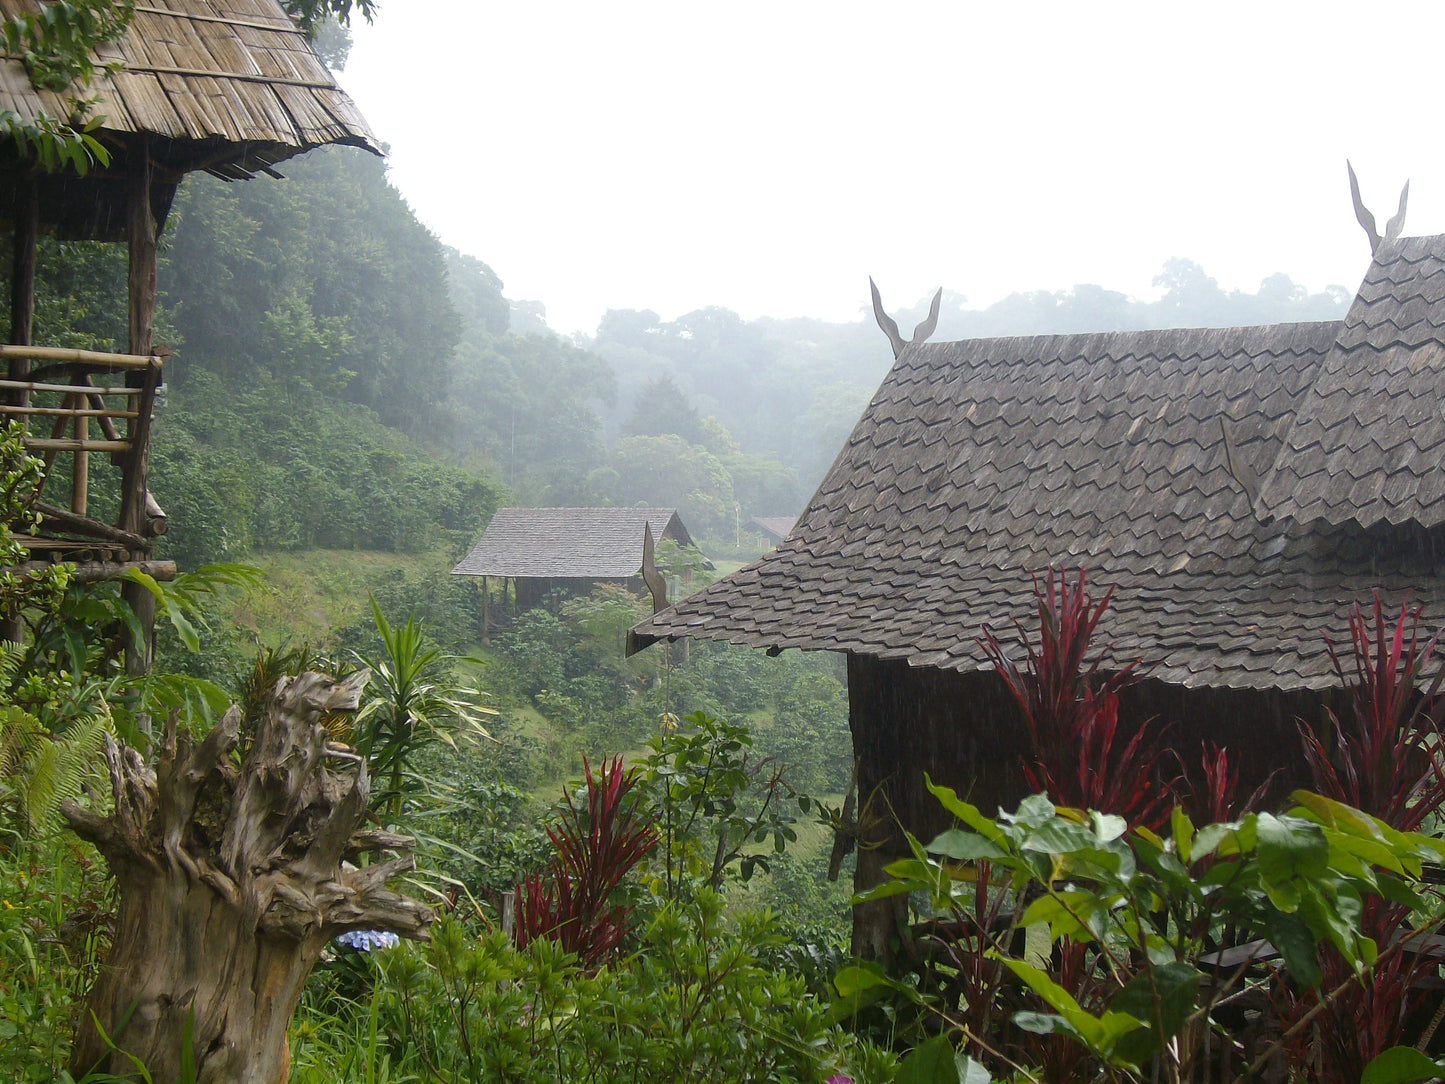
[
  {"x1": 513, "y1": 755, "x2": 658, "y2": 969},
  {"x1": 1275, "y1": 595, "x2": 1445, "y2": 1084},
  {"x1": 1184, "y1": 741, "x2": 1275, "y2": 824},
  {"x1": 1299, "y1": 593, "x2": 1445, "y2": 830},
  {"x1": 978, "y1": 567, "x2": 1171, "y2": 827}
]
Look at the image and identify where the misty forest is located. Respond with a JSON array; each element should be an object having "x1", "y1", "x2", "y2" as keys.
[{"x1": 7, "y1": 5, "x2": 1445, "y2": 1084}]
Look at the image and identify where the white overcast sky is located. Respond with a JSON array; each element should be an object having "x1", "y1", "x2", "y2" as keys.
[{"x1": 339, "y1": 1, "x2": 1445, "y2": 336}]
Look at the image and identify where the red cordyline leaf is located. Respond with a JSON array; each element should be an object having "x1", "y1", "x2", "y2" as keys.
[
  {"x1": 1301, "y1": 593, "x2": 1445, "y2": 831},
  {"x1": 1188, "y1": 741, "x2": 1275, "y2": 824},
  {"x1": 979, "y1": 567, "x2": 1174, "y2": 827},
  {"x1": 1272, "y1": 596, "x2": 1445, "y2": 1080},
  {"x1": 513, "y1": 755, "x2": 658, "y2": 968}
]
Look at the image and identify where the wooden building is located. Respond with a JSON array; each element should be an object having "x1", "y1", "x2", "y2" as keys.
[
  {"x1": 0, "y1": 0, "x2": 376, "y2": 668},
  {"x1": 451, "y1": 506, "x2": 710, "y2": 622},
  {"x1": 631, "y1": 231, "x2": 1445, "y2": 953},
  {"x1": 748, "y1": 515, "x2": 796, "y2": 547}
]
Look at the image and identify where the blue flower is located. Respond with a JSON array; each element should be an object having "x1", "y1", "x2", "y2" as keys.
[{"x1": 335, "y1": 929, "x2": 399, "y2": 952}]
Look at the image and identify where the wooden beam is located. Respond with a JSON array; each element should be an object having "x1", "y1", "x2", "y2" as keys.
[
  {"x1": 0, "y1": 344, "x2": 163, "y2": 370},
  {"x1": 14, "y1": 559, "x2": 176, "y2": 584},
  {"x1": 24, "y1": 438, "x2": 130, "y2": 453},
  {"x1": 35, "y1": 502, "x2": 149, "y2": 549},
  {"x1": 0, "y1": 405, "x2": 139, "y2": 419},
  {"x1": 0, "y1": 377, "x2": 142, "y2": 396}
]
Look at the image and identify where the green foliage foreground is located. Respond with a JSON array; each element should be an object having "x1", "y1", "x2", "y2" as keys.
[{"x1": 843, "y1": 783, "x2": 1445, "y2": 1084}]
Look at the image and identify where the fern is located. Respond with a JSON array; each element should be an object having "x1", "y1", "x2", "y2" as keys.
[{"x1": 0, "y1": 701, "x2": 108, "y2": 837}]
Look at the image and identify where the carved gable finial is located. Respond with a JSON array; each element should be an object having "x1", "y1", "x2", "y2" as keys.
[
  {"x1": 870, "y1": 279, "x2": 944, "y2": 359},
  {"x1": 1348, "y1": 160, "x2": 1409, "y2": 254}
]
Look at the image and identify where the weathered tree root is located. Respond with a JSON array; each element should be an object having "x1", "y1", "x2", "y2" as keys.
[{"x1": 62, "y1": 670, "x2": 434, "y2": 1084}]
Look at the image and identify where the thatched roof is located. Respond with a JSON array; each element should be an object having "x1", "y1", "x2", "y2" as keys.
[
  {"x1": 633, "y1": 234, "x2": 1445, "y2": 692},
  {"x1": 0, "y1": 0, "x2": 378, "y2": 236},
  {"x1": 452, "y1": 508, "x2": 702, "y2": 580}
]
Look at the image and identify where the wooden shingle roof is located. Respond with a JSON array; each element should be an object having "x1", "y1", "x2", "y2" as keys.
[
  {"x1": 452, "y1": 508, "x2": 696, "y2": 580},
  {"x1": 1259, "y1": 236, "x2": 1445, "y2": 528},
  {"x1": 0, "y1": 0, "x2": 378, "y2": 175},
  {"x1": 633, "y1": 238, "x2": 1445, "y2": 690}
]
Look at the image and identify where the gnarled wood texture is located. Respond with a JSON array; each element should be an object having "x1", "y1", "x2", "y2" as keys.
[{"x1": 62, "y1": 671, "x2": 433, "y2": 1084}]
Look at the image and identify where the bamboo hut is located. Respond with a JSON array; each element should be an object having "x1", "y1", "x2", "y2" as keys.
[
  {"x1": 0, "y1": 0, "x2": 377, "y2": 669},
  {"x1": 630, "y1": 229, "x2": 1445, "y2": 954}
]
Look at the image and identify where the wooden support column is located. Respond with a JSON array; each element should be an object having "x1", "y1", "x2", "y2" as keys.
[
  {"x1": 9, "y1": 178, "x2": 37, "y2": 363},
  {"x1": 481, "y1": 575, "x2": 490, "y2": 644},
  {"x1": 71, "y1": 413, "x2": 88, "y2": 516},
  {"x1": 2, "y1": 179, "x2": 38, "y2": 644},
  {"x1": 121, "y1": 141, "x2": 159, "y2": 684}
]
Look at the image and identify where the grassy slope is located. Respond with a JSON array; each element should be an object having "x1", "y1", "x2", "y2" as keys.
[{"x1": 226, "y1": 549, "x2": 442, "y2": 647}]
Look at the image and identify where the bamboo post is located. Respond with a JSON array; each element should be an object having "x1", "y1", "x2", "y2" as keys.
[
  {"x1": 71, "y1": 411, "x2": 88, "y2": 516},
  {"x1": 8, "y1": 178, "x2": 36, "y2": 399},
  {"x1": 2, "y1": 180, "x2": 37, "y2": 643},
  {"x1": 481, "y1": 575, "x2": 490, "y2": 644},
  {"x1": 121, "y1": 140, "x2": 160, "y2": 688}
]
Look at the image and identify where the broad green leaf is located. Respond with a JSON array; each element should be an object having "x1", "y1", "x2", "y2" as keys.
[
  {"x1": 894, "y1": 1035, "x2": 961, "y2": 1084},
  {"x1": 1013, "y1": 1011, "x2": 1071, "y2": 1037},
  {"x1": 1090, "y1": 810, "x2": 1128, "y2": 842},
  {"x1": 1013, "y1": 793, "x2": 1058, "y2": 827},
  {"x1": 1110, "y1": 961, "x2": 1202, "y2": 1062},
  {"x1": 1256, "y1": 813, "x2": 1328, "y2": 895},
  {"x1": 832, "y1": 963, "x2": 892, "y2": 997},
  {"x1": 850, "y1": 880, "x2": 917, "y2": 904},
  {"x1": 927, "y1": 828, "x2": 1006, "y2": 861},
  {"x1": 1362, "y1": 1045, "x2": 1445, "y2": 1084},
  {"x1": 1267, "y1": 911, "x2": 1320, "y2": 988},
  {"x1": 1171, "y1": 806, "x2": 1194, "y2": 863},
  {"x1": 1192, "y1": 822, "x2": 1234, "y2": 861},
  {"x1": 925, "y1": 775, "x2": 1007, "y2": 845},
  {"x1": 1020, "y1": 890, "x2": 1099, "y2": 941},
  {"x1": 993, "y1": 955, "x2": 1130, "y2": 1051},
  {"x1": 959, "y1": 1054, "x2": 991, "y2": 1084},
  {"x1": 1290, "y1": 790, "x2": 1387, "y2": 841},
  {"x1": 166, "y1": 604, "x2": 200, "y2": 652}
]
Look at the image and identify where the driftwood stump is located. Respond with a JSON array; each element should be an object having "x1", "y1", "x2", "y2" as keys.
[{"x1": 62, "y1": 671, "x2": 434, "y2": 1083}]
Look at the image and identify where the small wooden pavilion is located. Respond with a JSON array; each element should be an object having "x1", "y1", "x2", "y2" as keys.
[
  {"x1": 0, "y1": 0, "x2": 377, "y2": 668},
  {"x1": 452, "y1": 507, "x2": 709, "y2": 632}
]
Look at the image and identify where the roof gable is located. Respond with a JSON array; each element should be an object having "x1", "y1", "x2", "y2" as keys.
[
  {"x1": 452, "y1": 508, "x2": 693, "y2": 579},
  {"x1": 1259, "y1": 235, "x2": 1445, "y2": 528}
]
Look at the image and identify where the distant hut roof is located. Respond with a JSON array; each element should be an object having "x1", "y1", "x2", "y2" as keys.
[
  {"x1": 749, "y1": 516, "x2": 796, "y2": 544},
  {"x1": 0, "y1": 0, "x2": 379, "y2": 237},
  {"x1": 452, "y1": 508, "x2": 702, "y2": 580},
  {"x1": 633, "y1": 235, "x2": 1445, "y2": 691}
]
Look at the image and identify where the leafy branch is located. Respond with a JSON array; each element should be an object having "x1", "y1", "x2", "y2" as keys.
[{"x1": 0, "y1": 0, "x2": 134, "y2": 173}]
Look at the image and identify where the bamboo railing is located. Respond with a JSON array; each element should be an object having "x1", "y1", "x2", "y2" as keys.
[{"x1": 1, "y1": 344, "x2": 169, "y2": 565}]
